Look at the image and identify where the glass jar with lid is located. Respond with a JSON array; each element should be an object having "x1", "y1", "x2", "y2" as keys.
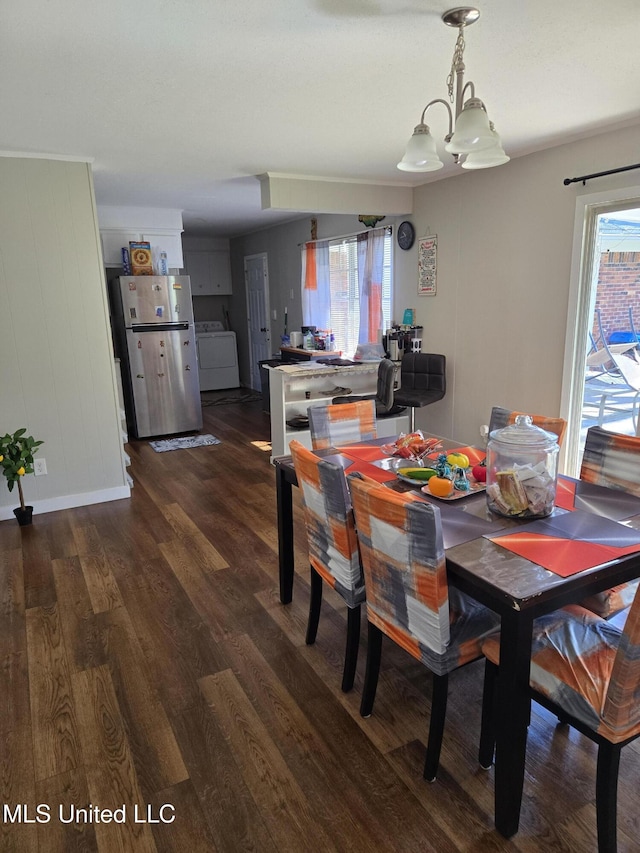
[{"x1": 486, "y1": 414, "x2": 559, "y2": 518}]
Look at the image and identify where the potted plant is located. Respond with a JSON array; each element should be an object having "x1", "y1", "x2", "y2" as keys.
[{"x1": 0, "y1": 429, "x2": 44, "y2": 525}]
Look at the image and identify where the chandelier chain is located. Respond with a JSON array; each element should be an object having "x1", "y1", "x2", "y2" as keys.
[{"x1": 446, "y1": 28, "x2": 466, "y2": 103}]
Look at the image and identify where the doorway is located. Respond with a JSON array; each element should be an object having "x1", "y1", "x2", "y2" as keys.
[
  {"x1": 244, "y1": 253, "x2": 271, "y2": 392},
  {"x1": 561, "y1": 187, "x2": 640, "y2": 475}
]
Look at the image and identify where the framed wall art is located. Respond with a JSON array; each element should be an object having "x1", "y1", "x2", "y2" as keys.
[{"x1": 418, "y1": 235, "x2": 437, "y2": 296}]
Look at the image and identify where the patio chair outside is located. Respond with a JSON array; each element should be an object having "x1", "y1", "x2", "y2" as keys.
[{"x1": 596, "y1": 352, "x2": 640, "y2": 433}]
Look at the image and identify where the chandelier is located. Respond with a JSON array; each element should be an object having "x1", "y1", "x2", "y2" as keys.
[{"x1": 397, "y1": 7, "x2": 509, "y2": 172}]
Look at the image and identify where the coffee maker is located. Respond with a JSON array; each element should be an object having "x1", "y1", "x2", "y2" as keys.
[{"x1": 383, "y1": 326, "x2": 423, "y2": 359}]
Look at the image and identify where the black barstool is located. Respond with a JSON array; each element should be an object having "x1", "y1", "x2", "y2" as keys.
[
  {"x1": 393, "y1": 353, "x2": 446, "y2": 432},
  {"x1": 332, "y1": 358, "x2": 406, "y2": 419}
]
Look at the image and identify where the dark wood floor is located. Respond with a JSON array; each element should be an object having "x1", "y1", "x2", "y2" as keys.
[{"x1": 2, "y1": 397, "x2": 640, "y2": 852}]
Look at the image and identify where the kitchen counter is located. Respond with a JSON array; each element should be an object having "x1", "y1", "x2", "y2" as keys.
[
  {"x1": 279, "y1": 346, "x2": 342, "y2": 363},
  {"x1": 268, "y1": 361, "x2": 409, "y2": 458}
]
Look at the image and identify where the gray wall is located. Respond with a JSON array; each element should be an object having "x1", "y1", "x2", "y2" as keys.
[
  {"x1": 0, "y1": 157, "x2": 128, "y2": 519},
  {"x1": 229, "y1": 213, "x2": 402, "y2": 381}
]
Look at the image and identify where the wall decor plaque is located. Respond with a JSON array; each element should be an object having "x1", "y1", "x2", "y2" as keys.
[{"x1": 418, "y1": 235, "x2": 437, "y2": 296}]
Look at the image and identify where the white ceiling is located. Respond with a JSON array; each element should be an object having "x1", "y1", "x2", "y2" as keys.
[{"x1": 2, "y1": 0, "x2": 639, "y2": 238}]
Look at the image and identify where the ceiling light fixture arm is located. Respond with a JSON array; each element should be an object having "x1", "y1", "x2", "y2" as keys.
[{"x1": 419, "y1": 99, "x2": 453, "y2": 141}]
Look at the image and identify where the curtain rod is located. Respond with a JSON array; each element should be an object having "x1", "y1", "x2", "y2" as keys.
[
  {"x1": 297, "y1": 224, "x2": 391, "y2": 247},
  {"x1": 563, "y1": 163, "x2": 640, "y2": 186}
]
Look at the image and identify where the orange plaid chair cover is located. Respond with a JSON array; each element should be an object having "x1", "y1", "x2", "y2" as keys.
[
  {"x1": 578, "y1": 426, "x2": 640, "y2": 617},
  {"x1": 348, "y1": 473, "x2": 500, "y2": 673},
  {"x1": 308, "y1": 399, "x2": 377, "y2": 451},
  {"x1": 481, "y1": 590, "x2": 640, "y2": 850},
  {"x1": 349, "y1": 472, "x2": 500, "y2": 780},
  {"x1": 290, "y1": 440, "x2": 364, "y2": 607},
  {"x1": 290, "y1": 440, "x2": 365, "y2": 692},
  {"x1": 489, "y1": 406, "x2": 567, "y2": 445}
]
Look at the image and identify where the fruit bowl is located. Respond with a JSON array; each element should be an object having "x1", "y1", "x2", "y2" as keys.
[{"x1": 391, "y1": 456, "x2": 426, "y2": 471}]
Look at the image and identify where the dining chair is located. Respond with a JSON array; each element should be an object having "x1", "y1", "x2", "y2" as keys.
[
  {"x1": 488, "y1": 406, "x2": 567, "y2": 445},
  {"x1": 348, "y1": 472, "x2": 501, "y2": 781},
  {"x1": 577, "y1": 426, "x2": 640, "y2": 618},
  {"x1": 393, "y1": 353, "x2": 446, "y2": 433},
  {"x1": 289, "y1": 440, "x2": 365, "y2": 692},
  {"x1": 332, "y1": 357, "x2": 407, "y2": 419},
  {"x1": 307, "y1": 398, "x2": 377, "y2": 451},
  {"x1": 479, "y1": 592, "x2": 640, "y2": 853}
]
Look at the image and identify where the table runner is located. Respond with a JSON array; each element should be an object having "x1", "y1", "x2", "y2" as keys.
[
  {"x1": 331, "y1": 443, "x2": 499, "y2": 547},
  {"x1": 486, "y1": 509, "x2": 640, "y2": 577}
]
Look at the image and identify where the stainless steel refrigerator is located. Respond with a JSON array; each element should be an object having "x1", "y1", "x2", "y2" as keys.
[{"x1": 109, "y1": 276, "x2": 202, "y2": 439}]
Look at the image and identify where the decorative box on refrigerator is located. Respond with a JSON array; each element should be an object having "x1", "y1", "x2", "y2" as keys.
[{"x1": 108, "y1": 276, "x2": 202, "y2": 439}]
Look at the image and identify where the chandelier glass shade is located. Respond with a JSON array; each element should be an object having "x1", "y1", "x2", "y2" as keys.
[
  {"x1": 461, "y1": 125, "x2": 510, "y2": 169},
  {"x1": 397, "y1": 8, "x2": 509, "y2": 172},
  {"x1": 397, "y1": 123, "x2": 444, "y2": 172}
]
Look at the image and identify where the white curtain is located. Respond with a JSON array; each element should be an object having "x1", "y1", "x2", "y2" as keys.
[
  {"x1": 301, "y1": 240, "x2": 331, "y2": 330},
  {"x1": 357, "y1": 228, "x2": 385, "y2": 345},
  {"x1": 301, "y1": 227, "x2": 387, "y2": 357}
]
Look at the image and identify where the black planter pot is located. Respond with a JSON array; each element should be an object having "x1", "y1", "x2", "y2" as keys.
[{"x1": 13, "y1": 506, "x2": 33, "y2": 526}]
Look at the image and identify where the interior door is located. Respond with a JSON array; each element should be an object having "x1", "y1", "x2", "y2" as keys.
[{"x1": 245, "y1": 253, "x2": 271, "y2": 391}]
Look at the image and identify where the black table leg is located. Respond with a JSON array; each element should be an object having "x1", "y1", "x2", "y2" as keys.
[
  {"x1": 275, "y1": 463, "x2": 294, "y2": 604},
  {"x1": 494, "y1": 612, "x2": 533, "y2": 838}
]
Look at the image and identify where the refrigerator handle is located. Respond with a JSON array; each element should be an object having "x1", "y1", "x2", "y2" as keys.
[{"x1": 130, "y1": 322, "x2": 190, "y2": 332}]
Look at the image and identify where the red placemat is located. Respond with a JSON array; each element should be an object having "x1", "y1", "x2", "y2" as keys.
[
  {"x1": 487, "y1": 511, "x2": 640, "y2": 577},
  {"x1": 487, "y1": 532, "x2": 620, "y2": 577},
  {"x1": 342, "y1": 457, "x2": 397, "y2": 484},
  {"x1": 555, "y1": 477, "x2": 577, "y2": 511},
  {"x1": 337, "y1": 444, "x2": 388, "y2": 462}
]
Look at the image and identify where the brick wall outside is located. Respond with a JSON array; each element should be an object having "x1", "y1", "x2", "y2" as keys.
[{"x1": 592, "y1": 252, "x2": 640, "y2": 343}]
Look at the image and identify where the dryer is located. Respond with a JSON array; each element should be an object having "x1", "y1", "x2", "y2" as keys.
[{"x1": 195, "y1": 321, "x2": 240, "y2": 391}]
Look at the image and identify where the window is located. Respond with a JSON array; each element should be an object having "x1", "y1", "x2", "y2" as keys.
[{"x1": 301, "y1": 227, "x2": 393, "y2": 358}]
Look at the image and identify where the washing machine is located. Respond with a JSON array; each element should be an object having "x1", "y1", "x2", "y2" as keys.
[{"x1": 195, "y1": 321, "x2": 240, "y2": 391}]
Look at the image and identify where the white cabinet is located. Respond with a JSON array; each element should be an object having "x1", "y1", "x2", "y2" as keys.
[
  {"x1": 268, "y1": 363, "x2": 409, "y2": 459},
  {"x1": 101, "y1": 229, "x2": 184, "y2": 269},
  {"x1": 184, "y1": 250, "x2": 232, "y2": 295}
]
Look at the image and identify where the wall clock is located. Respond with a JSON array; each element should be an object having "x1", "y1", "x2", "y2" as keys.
[{"x1": 397, "y1": 221, "x2": 415, "y2": 250}]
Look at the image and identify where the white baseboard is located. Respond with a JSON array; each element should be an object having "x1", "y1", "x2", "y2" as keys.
[{"x1": 0, "y1": 485, "x2": 131, "y2": 521}]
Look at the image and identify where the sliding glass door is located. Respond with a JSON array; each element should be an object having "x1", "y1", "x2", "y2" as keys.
[{"x1": 561, "y1": 190, "x2": 640, "y2": 475}]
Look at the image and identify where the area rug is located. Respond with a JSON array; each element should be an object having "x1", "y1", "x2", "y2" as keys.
[
  {"x1": 149, "y1": 434, "x2": 221, "y2": 453},
  {"x1": 201, "y1": 388, "x2": 262, "y2": 406}
]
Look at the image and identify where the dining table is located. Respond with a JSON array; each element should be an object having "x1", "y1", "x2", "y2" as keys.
[{"x1": 272, "y1": 432, "x2": 640, "y2": 839}]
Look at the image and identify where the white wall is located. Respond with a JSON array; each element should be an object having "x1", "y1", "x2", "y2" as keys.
[
  {"x1": 228, "y1": 124, "x2": 640, "y2": 444},
  {"x1": 0, "y1": 157, "x2": 129, "y2": 520}
]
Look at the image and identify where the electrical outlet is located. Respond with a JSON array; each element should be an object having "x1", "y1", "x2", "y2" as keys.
[
  {"x1": 272, "y1": 309, "x2": 277, "y2": 320},
  {"x1": 34, "y1": 458, "x2": 47, "y2": 476},
  {"x1": 290, "y1": 289, "x2": 294, "y2": 299}
]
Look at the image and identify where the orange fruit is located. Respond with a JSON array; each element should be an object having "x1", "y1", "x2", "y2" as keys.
[{"x1": 427, "y1": 475, "x2": 454, "y2": 497}]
